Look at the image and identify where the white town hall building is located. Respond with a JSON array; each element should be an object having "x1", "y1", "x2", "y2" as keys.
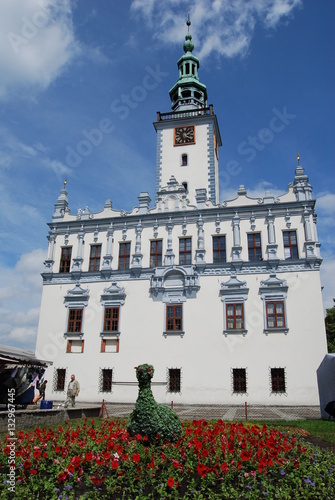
[{"x1": 35, "y1": 21, "x2": 327, "y2": 407}]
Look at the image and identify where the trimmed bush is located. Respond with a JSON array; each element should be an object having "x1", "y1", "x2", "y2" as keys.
[{"x1": 127, "y1": 363, "x2": 182, "y2": 442}]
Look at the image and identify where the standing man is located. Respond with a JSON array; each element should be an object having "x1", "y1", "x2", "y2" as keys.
[{"x1": 64, "y1": 374, "x2": 80, "y2": 408}]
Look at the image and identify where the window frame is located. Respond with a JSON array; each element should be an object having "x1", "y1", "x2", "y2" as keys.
[
  {"x1": 232, "y1": 368, "x2": 247, "y2": 394},
  {"x1": 101, "y1": 368, "x2": 113, "y2": 392},
  {"x1": 66, "y1": 339, "x2": 84, "y2": 353},
  {"x1": 179, "y1": 237, "x2": 192, "y2": 265},
  {"x1": 260, "y1": 274, "x2": 289, "y2": 335},
  {"x1": 168, "y1": 368, "x2": 181, "y2": 393},
  {"x1": 270, "y1": 367, "x2": 286, "y2": 394},
  {"x1": 150, "y1": 239, "x2": 163, "y2": 268},
  {"x1": 213, "y1": 235, "x2": 226, "y2": 264},
  {"x1": 166, "y1": 304, "x2": 183, "y2": 333},
  {"x1": 55, "y1": 368, "x2": 66, "y2": 392},
  {"x1": 247, "y1": 233, "x2": 262, "y2": 262},
  {"x1": 118, "y1": 242, "x2": 131, "y2": 270},
  {"x1": 283, "y1": 230, "x2": 299, "y2": 260},
  {"x1": 67, "y1": 308, "x2": 83, "y2": 334},
  {"x1": 265, "y1": 300, "x2": 286, "y2": 329},
  {"x1": 89, "y1": 244, "x2": 102, "y2": 271},
  {"x1": 226, "y1": 302, "x2": 245, "y2": 331},
  {"x1": 59, "y1": 247, "x2": 72, "y2": 273},
  {"x1": 103, "y1": 306, "x2": 120, "y2": 333}
]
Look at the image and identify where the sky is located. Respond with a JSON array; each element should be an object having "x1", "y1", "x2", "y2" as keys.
[{"x1": 0, "y1": 0, "x2": 334, "y2": 350}]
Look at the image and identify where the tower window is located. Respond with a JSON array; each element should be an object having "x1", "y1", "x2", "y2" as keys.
[
  {"x1": 181, "y1": 154, "x2": 188, "y2": 166},
  {"x1": 185, "y1": 62, "x2": 190, "y2": 74},
  {"x1": 182, "y1": 182, "x2": 188, "y2": 192}
]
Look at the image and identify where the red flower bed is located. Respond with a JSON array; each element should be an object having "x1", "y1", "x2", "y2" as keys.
[{"x1": 0, "y1": 418, "x2": 334, "y2": 498}]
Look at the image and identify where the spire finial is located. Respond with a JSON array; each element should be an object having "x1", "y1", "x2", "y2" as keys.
[
  {"x1": 64, "y1": 178, "x2": 68, "y2": 189},
  {"x1": 296, "y1": 152, "x2": 300, "y2": 165},
  {"x1": 186, "y1": 12, "x2": 191, "y2": 33}
]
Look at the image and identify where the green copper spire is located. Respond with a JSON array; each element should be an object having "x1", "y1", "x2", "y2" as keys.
[{"x1": 169, "y1": 16, "x2": 208, "y2": 111}]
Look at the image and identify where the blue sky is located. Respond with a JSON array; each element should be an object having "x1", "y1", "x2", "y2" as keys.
[{"x1": 0, "y1": 0, "x2": 334, "y2": 349}]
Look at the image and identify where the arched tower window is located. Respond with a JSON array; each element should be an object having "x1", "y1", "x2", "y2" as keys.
[{"x1": 181, "y1": 154, "x2": 188, "y2": 166}]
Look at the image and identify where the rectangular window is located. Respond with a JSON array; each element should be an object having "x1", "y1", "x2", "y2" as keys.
[
  {"x1": 169, "y1": 368, "x2": 181, "y2": 392},
  {"x1": 67, "y1": 308, "x2": 83, "y2": 333},
  {"x1": 89, "y1": 244, "x2": 101, "y2": 271},
  {"x1": 213, "y1": 236, "x2": 226, "y2": 264},
  {"x1": 56, "y1": 368, "x2": 66, "y2": 391},
  {"x1": 103, "y1": 307, "x2": 119, "y2": 332},
  {"x1": 101, "y1": 339, "x2": 119, "y2": 353},
  {"x1": 179, "y1": 238, "x2": 192, "y2": 265},
  {"x1": 102, "y1": 369, "x2": 113, "y2": 392},
  {"x1": 59, "y1": 247, "x2": 72, "y2": 273},
  {"x1": 233, "y1": 368, "x2": 247, "y2": 393},
  {"x1": 271, "y1": 368, "x2": 286, "y2": 393},
  {"x1": 266, "y1": 301, "x2": 285, "y2": 328},
  {"x1": 283, "y1": 230, "x2": 298, "y2": 260},
  {"x1": 226, "y1": 303, "x2": 244, "y2": 330},
  {"x1": 66, "y1": 339, "x2": 84, "y2": 353},
  {"x1": 166, "y1": 305, "x2": 183, "y2": 331},
  {"x1": 248, "y1": 233, "x2": 262, "y2": 261},
  {"x1": 118, "y1": 242, "x2": 130, "y2": 270},
  {"x1": 150, "y1": 240, "x2": 163, "y2": 267}
]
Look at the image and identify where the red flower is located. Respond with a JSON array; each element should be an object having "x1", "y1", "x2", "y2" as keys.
[
  {"x1": 90, "y1": 475, "x2": 105, "y2": 485},
  {"x1": 111, "y1": 459, "x2": 119, "y2": 469},
  {"x1": 167, "y1": 477, "x2": 174, "y2": 488},
  {"x1": 132, "y1": 453, "x2": 140, "y2": 463},
  {"x1": 23, "y1": 460, "x2": 31, "y2": 469},
  {"x1": 71, "y1": 456, "x2": 81, "y2": 468},
  {"x1": 85, "y1": 451, "x2": 93, "y2": 461},
  {"x1": 221, "y1": 462, "x2": 229, "y2": 473},
  {"x1": 33, "y1": 449, "x2": 41, "y2": 458},
  {"x1": 58, "y1": 471, "x2": 68, "y2": 483},
  {"x1": 29, "y1": 469, "x2": 38, "y2": 475},
  {"x1": 196, "y1": 463, "x2": 207, "y2": 477}
]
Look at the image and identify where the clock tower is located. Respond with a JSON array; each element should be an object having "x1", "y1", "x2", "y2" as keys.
[{"x1": 154, "y1": 18, "x2": 222, "y2": 206}]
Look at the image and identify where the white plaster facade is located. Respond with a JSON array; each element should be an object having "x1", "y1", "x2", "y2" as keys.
[{"x1": 35, "y1": 26, "x2": 327, "y2": 406}]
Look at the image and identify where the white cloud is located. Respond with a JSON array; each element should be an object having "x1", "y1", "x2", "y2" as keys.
[
  {"x1": 131, "y1": 0, "x2": 302, "y2": 60},
  {"x1": 315, "y1": 192, "x2": 335, "y2": 215},
  {"x1": 0, "y1": 249, "x2": 45, "y2": 349},
  {"x1": 0, "y1": 0, "x2": 79, "y2": 99},
  {"x1": 320, "y1": 258, "x2": 335, "y2": 312}
]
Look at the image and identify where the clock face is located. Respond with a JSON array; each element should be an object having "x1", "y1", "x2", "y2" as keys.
[{"x1": 174, "y1": 125, "x2": 195, "y2": 145}]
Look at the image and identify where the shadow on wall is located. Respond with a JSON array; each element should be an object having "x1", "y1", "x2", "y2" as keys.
[{"x1": 317, "y1": 353, "x2": 335, "y2": 419}]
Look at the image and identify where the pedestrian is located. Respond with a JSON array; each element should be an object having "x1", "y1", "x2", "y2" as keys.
[
  {"x1": 64, "y1": 374, "x2": 80, "y2": 408},
  {"x1": 32, "y1": 380, "x2": 47, "y2": 404}
]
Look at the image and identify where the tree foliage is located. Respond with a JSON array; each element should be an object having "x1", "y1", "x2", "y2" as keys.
[{"x1": 325, "y1": 299, "x2": 335, "y2": 353}]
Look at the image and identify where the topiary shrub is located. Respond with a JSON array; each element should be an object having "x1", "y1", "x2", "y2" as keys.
[{"x1": 127, "y1": 364, "x2": 182, "y2": 442}]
